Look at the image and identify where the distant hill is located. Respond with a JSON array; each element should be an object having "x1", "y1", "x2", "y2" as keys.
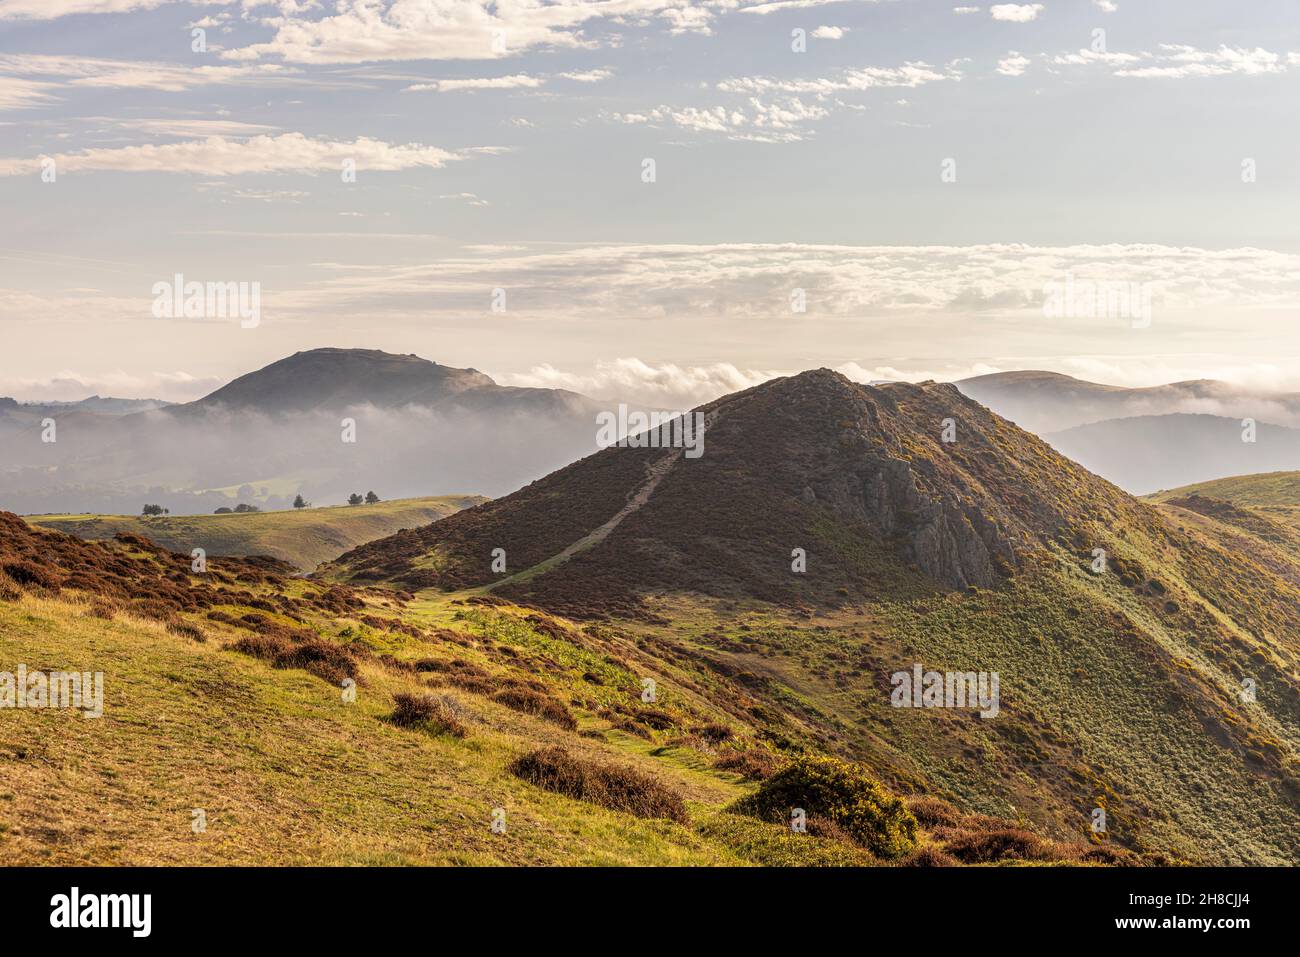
[
  {"x1": 1044, "y1": 413, "x2": 1300, "y2": 494},
  {"x1": 27, "y1": 495, "x2": 485, "y2": 571},
  {"x1": 957, "y1": 370, "x2": 1300, "y2": 433},
  {"x1": 0, "y1": 348, "x2": 607, "y2": 514},
  {"x1": 181, "y1": 348, "x2": 595, "y2": 418}
]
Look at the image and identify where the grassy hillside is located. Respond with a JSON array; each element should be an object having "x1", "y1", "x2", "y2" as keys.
[
  {"x1": 323, "y1": 372, "x2": 1300, "y2": 865},
  {"x1": 26, "y1": 496, "x2": 485, "y2": 572},
  {"x1": 1148, "y1": 470, "x2": 1300, "y2": 508},
  {"x1": 8, "y1": 374, "x2": 1300, "y2": 867},
  {"x1": 0, "y1": 514, "x2": 1126, "y2": 866}
]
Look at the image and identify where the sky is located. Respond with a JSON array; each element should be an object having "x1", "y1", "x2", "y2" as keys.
[{"x1": 3, "y1": 0, "x2": 1300, "y2": 405}]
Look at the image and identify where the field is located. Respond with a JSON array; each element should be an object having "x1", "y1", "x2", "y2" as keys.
[{"x1": 25, "y1": 496, "x2": 485, "y2": 572}]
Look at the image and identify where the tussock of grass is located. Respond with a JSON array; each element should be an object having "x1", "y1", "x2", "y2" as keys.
[
  {"x1": 508, "y1": 747, "x2": 689, "y2": 824},
  {"x1": 490, "y1": 688, "x2": 577, "y2": 730},
  {"x1": 389, "y1": 693, "x2": 468, "y2": 737}
]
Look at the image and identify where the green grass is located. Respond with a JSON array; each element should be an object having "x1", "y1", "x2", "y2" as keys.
[
  {"x1": 26, "y1": 496, "x2": 485, "y2": 572},
  {"x1": 1148, "y1": 470, "x2": 1300, "y2": 507}
]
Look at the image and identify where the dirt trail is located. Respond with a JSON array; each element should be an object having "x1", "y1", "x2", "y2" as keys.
[{"x1": 484, "y1": 407, "x2": 723, "y2": 591}]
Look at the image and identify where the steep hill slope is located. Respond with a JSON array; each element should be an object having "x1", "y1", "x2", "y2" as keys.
[
  {"x1": 26, "y1": 496, "x2": 485, "y2": 571},
  {"x1": 323, "y1": 370, "x2": 1300, "y2": 864},
  {"x1": 326, "y1": 370, "x2": 1152, "y2": 612}
]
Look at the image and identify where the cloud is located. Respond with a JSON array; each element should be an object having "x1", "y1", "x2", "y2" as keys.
[
  {"x1": 1049, "y1": 44, "x2": 1294, "y2": 80},
  {"x1": 0, "y1": 0, "x2": 183, "y2": 19},
  {"x1": 499, "y1": 357, "x2": 781, "y2": 405},
  {"x1": 0, "y1": 369, "x2": 224, "y2": 403},
  {"x1": 1115, "y1": 45, "x2": 1286, "y2": 79},
  {"x1": 1094, "y1": 0, "x2": 1117, "y2": 11},
  {"x1": 221, "y1": 0, "x2": 714, "y2": 64},
  {"x1": 989, "y1": 4, "x2": 1043, "y2": 22},
  {"x1": 0, "y1": 76, "x2": 56, "y2": 111},
  {"x1": 262, "y1": 242, "x2": 1300, "y2": 331},
  {"x1": 608, "y1": 97, "x2": 829, "y2": 143},
  {"x1": 811, "y1": 26, "x2": 846, "y2": 40},
  {"x1": 405, "y1": 68, "x2": 609, "y2": 92},
  {"x1": 739, "y1": 0, "x2": 880, "y2": 14},
  {"x1": 0, "y1": 53, "x2": 306, "y2": 95},
  {"x1": 86, "y1": 117, "x2": 280, "y2": 137},
  {"x1": 953, "y1": 5, "x2": 980, "y2": 12},
  {"x1": 0, "y1": 132, "x2": 467, "y2": 176},
  {"x1": 406, "y1": 73, "x2": 545, "y2": 92},
  {"x1": 997, "y1": 52, "x2": 1030, "y2": 76},
  {"x1": 439, "y1": 191, "x2": 488, "y2": 206},
  {"x1": 717, "y1": 61, "x2": 958, "y2": 96}
]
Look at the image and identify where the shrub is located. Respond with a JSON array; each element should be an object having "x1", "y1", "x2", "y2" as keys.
[
  {"x1": 490, "y1": 688, "x2": 577, "y2": 730},
  {"x1": 692, "y1": 723, "x2": 734, "y2": 744},
  {"x1": 0, "y1": 571, "x2": 20, "y2": 602},
  {"x1": 166, "y1": 619, "x2": 206, "y2": 642},
  {"x1": 943, "y1": 828, "x2": 1051, "y2": 864},
  {"x1": 508, "y1": 747, "x2": 688, "y2": 824},
  {"x1": 390, "y1": 693, "x2": 468, "y2": 737},
  {"x1": 729, "y1": 754, "x2": 918, "y2": 858},
  {"x1": 230, "y1": 632, "x2": 357, "y2": 684},
  {"x1": 2, "y1": 560, "x2": 60, "y2": 591},
  {"x1": 901, "y1": 845, "x2": 958, "y2": 867},
  {"x1": 713, "y1": 748, "x2": 781, "y2": 781},
  {"x1": 904, "y1": 795, "x2": 963, "y2": 829}
]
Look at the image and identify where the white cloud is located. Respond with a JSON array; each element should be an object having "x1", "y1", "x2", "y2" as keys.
[
  {"x1": 221, "y1": 0, "x2": 717, "y2": 64},
  {"x1": 1116, "y1": 45, "x2": 1286, "y2": 79},
  {"x1": 500, "y1": 357, "x2": 780, "y2": 405},
  {"x1": 405, "y1": 69, "x2": 609, "y2": 92},
  {"x1": 1051, "y1": 44, "x2": 1294, "y2": 80},
  {"x1": 718, "y1": 61, "x2": 958, "y2": 96},
  {"x1": 811, "y1": 25, "x2": 846, "y2": 40},
  {"x1": 0, "y1": 53, "x2": 305, "y2": 93},
  {"x1": 1093, "y1": 0, "x2": 1117, "y2": 11},
  {"x1": 439, "y1": 191, "x2": 489, "y2": 206},
  {"x1": 89, "y1": 117, "x2": 281, "y2": 137},
  {"x1": 0, "y1": 76, "x2": 56, "y2": 110},
  {"x1": 0, "y1": 368, "x2": 224, "y2": 403},
  {"x1": 953, "y1": 5, "x2": 980, "y2": 12},
  {"x1": 406, "y1": 73, "x2": 545, "y2": 92},
  {"x1": 997, "y1": 52, "x2": 1030, "y2": 76},
  {"x1": 0, "y1": 132, "x2": 466, "y2": 176},
  {"x1": 608, "y1": 97, "x2": 829, "y2": 143},
  {"x1": 989, "y1": 4, "x2": 1043, "y2": 22},
  {"x1": 0, "y1": 0, "x2": 186, "y2": 19},
  {"x1": 739, "y1": 0, "x2": 880, "y2": 14},
  {"x1": 559, "y1": 69, "x2": 612, "y2": 82}
]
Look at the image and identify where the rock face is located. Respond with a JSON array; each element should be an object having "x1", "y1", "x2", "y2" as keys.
[{"x1": 329, "y1": 368, "x2": 1149, "y2": 615}]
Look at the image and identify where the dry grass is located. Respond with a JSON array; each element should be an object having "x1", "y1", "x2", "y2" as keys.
[{"x1": 508, "y1": 747, "x2": 690, "y2": 824}]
